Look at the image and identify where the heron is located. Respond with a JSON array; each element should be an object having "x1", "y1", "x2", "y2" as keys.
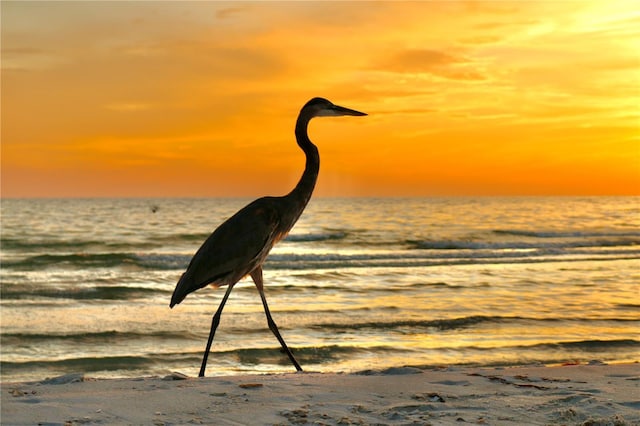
[{"x1": 170, "y1": 97, "x2": 367, "y2": 377}]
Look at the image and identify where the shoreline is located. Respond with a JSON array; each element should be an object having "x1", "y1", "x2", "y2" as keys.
[{"x1": 2, "y1": 363, "x2": 638, "y2": 425}]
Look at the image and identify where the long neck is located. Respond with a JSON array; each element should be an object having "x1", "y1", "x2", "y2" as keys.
[{"x1": 286, "y1": 114, "x2": 320, "y2": 214}]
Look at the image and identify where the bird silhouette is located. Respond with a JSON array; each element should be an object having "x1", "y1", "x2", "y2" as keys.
[{"x1": 170, "y1": 98, "x2": 367, "y2": 377}]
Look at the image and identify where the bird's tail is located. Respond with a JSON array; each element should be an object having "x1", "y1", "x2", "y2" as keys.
[{"x1": 169, "y1": 273, "x2": 189, "y2": 308}]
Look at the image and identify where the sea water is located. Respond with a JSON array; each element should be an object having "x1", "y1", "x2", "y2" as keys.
[{"x1": 1, "y1": 197, "x2": 638, "y2": 382}]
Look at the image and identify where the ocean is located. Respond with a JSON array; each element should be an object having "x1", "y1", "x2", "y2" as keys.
[{"x1": 1, "y1": 197, "x2": 638, "y2": 382}]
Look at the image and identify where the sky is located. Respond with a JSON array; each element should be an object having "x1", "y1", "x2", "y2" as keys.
[{"x1": 2, "y1": 1, "x2": 639, "y2": 198}]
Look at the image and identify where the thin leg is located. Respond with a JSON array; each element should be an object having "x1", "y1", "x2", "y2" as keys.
[
  {"x1": 199, "y1": 284, "x2": 234, "y2": 378},
  {"x1": 250, "y1": 267, "x2": 303, "y2": 372}
]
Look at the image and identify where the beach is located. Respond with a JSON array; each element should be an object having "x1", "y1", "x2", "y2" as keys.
[
  {"x1": 2, "y1": 363, "x2": 638, "y2": 425},
  {"x1": 2, "y1": 198, "x2": 638, "y2": 424}
]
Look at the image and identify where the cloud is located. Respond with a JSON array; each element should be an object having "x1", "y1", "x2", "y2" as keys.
[
  {"x1": 384, "y1": 49, "x2": 463, "y2": 71},
  {"x1": 104, "y1": 103, "x2": 154, "y2": 112},
  {"x1": 377, "y1": 48, "x2": 486, "y2": 81},
  {"x1": 1, "y1": 47, "x2": 44, "y2": 55},
  {"x1": 216, "y1": 6, "x2": 248, "y2": 20},
  {"x1": 457, "y1": 35, "x2": 503, "y2": 45},
  {"x1": 1, "y1": 46, "x2": 62, "y2": 71}
]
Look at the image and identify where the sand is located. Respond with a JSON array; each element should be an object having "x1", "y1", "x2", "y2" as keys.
[{"x1": 1, "y1": 363, "x2": 638, "y2": 425}]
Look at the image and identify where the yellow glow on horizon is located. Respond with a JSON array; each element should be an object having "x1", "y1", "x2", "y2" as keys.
[{"x1": 1, "y1": 1, "x2": 638, "y2": 197}]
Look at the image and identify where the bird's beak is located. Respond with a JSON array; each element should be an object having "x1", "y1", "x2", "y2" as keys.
[{"x1": 332, "y1": 104, "x2": 367, "y2": 116}]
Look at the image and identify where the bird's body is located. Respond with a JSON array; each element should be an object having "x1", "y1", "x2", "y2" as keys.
[
  {"x1": 170, "y1": 97, "x2": 366, "y2": 377},
  {"x1": 170, "y1": 196, "x2": 299, "y2": 306}
]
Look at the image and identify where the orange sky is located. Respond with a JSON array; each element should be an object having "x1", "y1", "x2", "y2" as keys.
[{"x1": 2, "y1": 1, "x2": 639, "y2": 197}]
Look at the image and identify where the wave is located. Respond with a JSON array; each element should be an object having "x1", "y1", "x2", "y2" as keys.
[
  {"x1": 2, "y1": 339, "x2": 637, "y2": 380},
  {"x1": 284, "y1": 228, "x2": 640, "y2": 249},
  {"x1": 0, "y1": 355, "x2": 162, "y2": 374},
  {"x1": 538, "y1": 339, "x2": 640, "y2": 351},
  {"x1": 3, "y1": 224, "x2": 638, "y2": 273},
  {"x1": 1, "y1": 284, "x2": 166, "y2": 301},
  {"x1": 3, "y1": 244, "x2": 639, "y2": 272},
  {"x1": 309, "y1": 315, "x2": 640, "y2": 333},
  {"x1": 0, "y1": 233, "x2": 211, "y2": 254},
  {"x1": 1, "y1": 253, "x2": 191, "y2": 271},
  {"x1": 493, "y1": 229, "x2": 640, "y2": 239},
  {"x1": 408, "y1": 237, "x2": 640, "y2": 251},
  {"x1": 233, "y1": 344, "x2": 388, "y2": 366},
  {"x1": 285, "y1": 231, "x2": 348, "y2": 243},
  {"x1": 0, "y1": 330, "x2": 195, "y2": 345},
  {"x1": 5, "y1": 317, "x2": 636, "y2": 346},
  {"x1": 266, "y1": 251, "x2": 640, "y2": 271},
  {"x1": 435, "y1": 339, "x2": 640, "y2": 353},
  {"x1": 616, "y1": 303, "x2": 640, "y2": 310},
  {"x1": 0, "y1": 237, "x2": 147, "y2": 252},
  {"x1": 0, "y1": 345, "x2": 407, "y2": 379},
  {"x1": 312, "y1": 315, "x2": 507, "y2": 332},
  {"x1": 2, "y1": 253, "x2": 140, "y2": 269},
  {"x1": 0, "y1": 345, "x2": 386, "y2": 377}
]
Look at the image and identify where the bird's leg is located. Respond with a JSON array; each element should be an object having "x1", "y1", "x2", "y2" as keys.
[
  {"x1": 199, "y1": 284, "x2": 234, "y2": 378},
  {"x1": 250, "y1": 267, "x2": 303, "y2": 372}
]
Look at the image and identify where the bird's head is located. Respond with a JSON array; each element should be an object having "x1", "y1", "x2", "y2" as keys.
[{"x1": 303, "y1": 97, "x2": 367, "y2": 118}]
